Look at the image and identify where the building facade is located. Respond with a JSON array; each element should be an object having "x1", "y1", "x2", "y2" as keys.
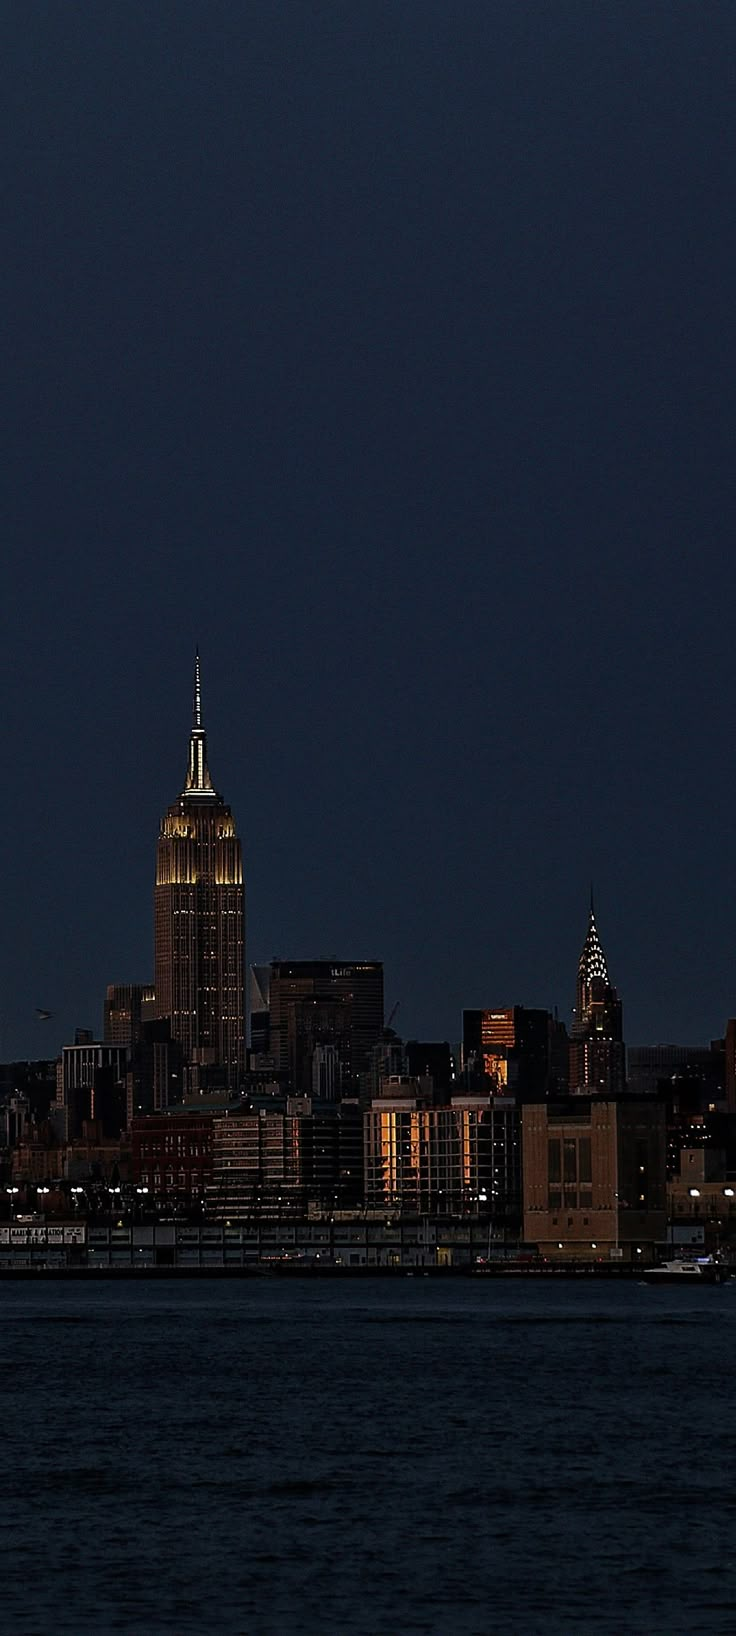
[
  {"x1": 154, "y1": 655, "x2": 245, "y2": 1089},
  {"x1": 522, "y1": 1098, "x2": 666, "y2": 1260},
  {"x1": 462, "y1": 1006, "x2": 568, "y2": 1100},
  {"x1": 209, "y1": 1100, "x2": 364, "y2": 1219},
  {"x1": 131, "y1": 1109, "x2": 216, "y2": 1207},
  {"x1": 55, "y1": 1042, "x2": 129, "y2": 1138},
  {"x1": 363, "y1": 1093, "x2": 520, "y2": 1219},
  {"x1": 268, "y1": 960, "x2": 384, "y2": 1095},
  {"x1": 103, "y1": 984, "x2": 156, "y2": 1046}
]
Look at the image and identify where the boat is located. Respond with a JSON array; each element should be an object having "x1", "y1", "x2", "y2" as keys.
[{"x1": 641, "y1": 1256, "x2": 730, "y2": 1285}]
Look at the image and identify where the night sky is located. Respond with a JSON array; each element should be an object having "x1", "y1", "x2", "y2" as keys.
[{"x1": 3, "y1": 2, "x2": 735, "y2": 1061}]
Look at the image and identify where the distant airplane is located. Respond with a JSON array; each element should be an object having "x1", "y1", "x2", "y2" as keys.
[{"x1": 35, "y1": 1008, "x2": 54, "y2": 1022}]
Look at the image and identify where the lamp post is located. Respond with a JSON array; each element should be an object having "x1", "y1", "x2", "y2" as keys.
[
  {"x1": 36, "y1": 1186, "x2": 50, "y2": 1216},
  {"x1": 6, "y1": 1186, "x2": 19, "y2": 1218},
  {"x1": 478, "y1": 1189, "x2": 491, "y2": 1262},
  {"x1": 721, "y1": 1188, "x2": 735, "y2": 1261}
]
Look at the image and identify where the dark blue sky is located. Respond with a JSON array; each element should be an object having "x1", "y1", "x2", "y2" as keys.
[{"x1": 3, "y1": 1, "x2": 735, "y2": 1060}]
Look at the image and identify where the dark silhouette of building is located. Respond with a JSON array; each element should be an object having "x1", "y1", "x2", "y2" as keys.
[
  {"x1": 462, "y1": 1006, "x2": 568, "y2": 1101},
  {"x1": 268, "y1": 960, "x2": 384, "y2": 1095},
  {"x1": 627, "y1": 1041, "x2": 724, "y2": 1113},
  {"x1": 154, "y1": 655, "x2": 245, "y2": 1089},
  {"x1": 0, "y1": 1060, "x2": 57, "y2": 1125},
  {"x1": 104, "y1": 984, "x2": 156, "y2": 1046},
  {"x1": 724, "y1": 1021, "x2": 736, "y2": 1113},
  {"x1": 569, "y1": 899, "x2": 625, "y2": 1096},
  {"x1": 405, "y1": 1040, "x2": 454, "y2": 1095},
  {"x1": 55, "y1": 1041, "x2": 129, "y2": 1138},
  {"x1": 125, "y1": 1020, "x2": 184, "y2": 1124},
  {"x1": 249, "y1": 964, "x2": 271, "y2": 1057},
  {"x1": 209, "y1": 1098, "x2": 364, "y2": 1218}
]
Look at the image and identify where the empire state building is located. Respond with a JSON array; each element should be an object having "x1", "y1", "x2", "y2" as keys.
[{"x1": 154, "y1": 655, "x2": 245, "y2": 1087}]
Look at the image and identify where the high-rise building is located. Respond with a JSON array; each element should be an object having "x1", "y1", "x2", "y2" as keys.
[
  {"x1": 627, "y1": 1042, "x2": 724, "y2": 1103},
  {"x1": 249, "y1": 964, "x2": 272, "y2": 1057},
  {"x1": 104, "y1": 984, "x2": 156, "y2": 1046},
  {"x1": 55, "y1": 1041, "x2": 129, "y2": 1138},
  {"x1": 569, "y1": 900, "x2": 625, "y2": 1097},
  {"x1": 268, "y1": 960, "x2": 384, "y2": 1095},
  {"x1": 462, "y1": 1007, "x2": 568, "y2": 1101},
  {"x1": 154, "y1": 655, "x2": 245, "y2": 1089}
]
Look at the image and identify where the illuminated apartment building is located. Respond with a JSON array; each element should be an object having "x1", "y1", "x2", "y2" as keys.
[{"x1": 363, "y1": 1091, "x2": 520, "y2": 1218}]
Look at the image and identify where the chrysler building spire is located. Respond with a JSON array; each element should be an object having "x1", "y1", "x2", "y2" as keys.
[
  {"x1": 570, "y1": 894, "x2": 625, "y2": 1096},
  {"x1": 577, "y1": 900, "x2": 610, "y2": 1011}
]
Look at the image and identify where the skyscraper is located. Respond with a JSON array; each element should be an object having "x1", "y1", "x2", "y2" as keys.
[
  {"x1": 268, "y1": 960, "x2": 384, "y2": 1095},
  {"x1": 154, "y1": 655, "x2": 245, "y2": 1088},
  {"x1": 569, "y1": 898, "x2": 625, "y2": 1096},
  {"x1": 103, "y1": 983, "x2": 155, "y2": 1046},
  {"x1": 462, "y1": 1006, "x2": 568, "y2": 1100}
]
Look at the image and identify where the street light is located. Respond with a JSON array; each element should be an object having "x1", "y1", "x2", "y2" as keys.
[
  {"x1": 724, "y1": 1188, "x2": 735, "y2": 1199},
  {"x1": 688, "y1": 1188, "x2": 700, "y2": 1198},
  {"x1": 6, "y1": 1186, "x2": 19, "y2": 1218}
]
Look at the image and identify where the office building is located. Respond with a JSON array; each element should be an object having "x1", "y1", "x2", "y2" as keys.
[
  {"x1": 568, "y1": 901, "x2": 625, "y2": 1096},
  {"x1": 249, "y1": 965, "x2": 271, "y2": 1057},
  {"x1": 104, "y1": 984, "x2": 156, "y2": 1046},
  {"x1": 268, "y1": 960, "x2": 384, "y2": 1095},
  {"x1": 154, "y1": 655, "x2": 245, "y2": 1089},
  {"x1": 462, "y1": 1006, "x2": 568, "y2": 1100},
  {"x1": 55, "y1": 1042, "x2": 129, "y2": 1139}
]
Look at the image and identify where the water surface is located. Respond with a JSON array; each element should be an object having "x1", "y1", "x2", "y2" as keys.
[{"x1": 1, "y1": 1277, "x2": 733, "y2": 1634}]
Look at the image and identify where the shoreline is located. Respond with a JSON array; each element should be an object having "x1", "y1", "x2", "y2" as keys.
[{"x1": 0, "y1": 1261, "x2": 713, "y2": 1281}]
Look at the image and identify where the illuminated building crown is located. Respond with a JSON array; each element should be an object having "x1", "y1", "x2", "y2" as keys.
[
  {"x1": 578, "y1": 901, "x2": 610, "y2": 991},
  {"x1": 183, "y1": 649, "x2": 217, "y2": 797}
]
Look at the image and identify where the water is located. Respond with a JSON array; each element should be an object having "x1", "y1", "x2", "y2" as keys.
[{"x1": 1, "y1": 1277, "x2": 735, "y2": 1635}]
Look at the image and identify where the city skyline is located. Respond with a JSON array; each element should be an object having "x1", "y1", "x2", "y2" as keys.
[
  {"x1": 1, "y1": 646, "x2": 735, "y2": 1060},
  {"x1": 1, "y1": 640, "x2": 734, "y2": 1063}
]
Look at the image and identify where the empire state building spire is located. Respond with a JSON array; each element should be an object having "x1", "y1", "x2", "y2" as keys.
[{"x1": 184, "y1": 649, "x2": 215, "y2": 796}]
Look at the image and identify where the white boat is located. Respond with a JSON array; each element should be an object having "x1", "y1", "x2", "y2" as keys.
[{"x1": 642, "y1": 1256, "x2": 729, "y2": 1285}]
